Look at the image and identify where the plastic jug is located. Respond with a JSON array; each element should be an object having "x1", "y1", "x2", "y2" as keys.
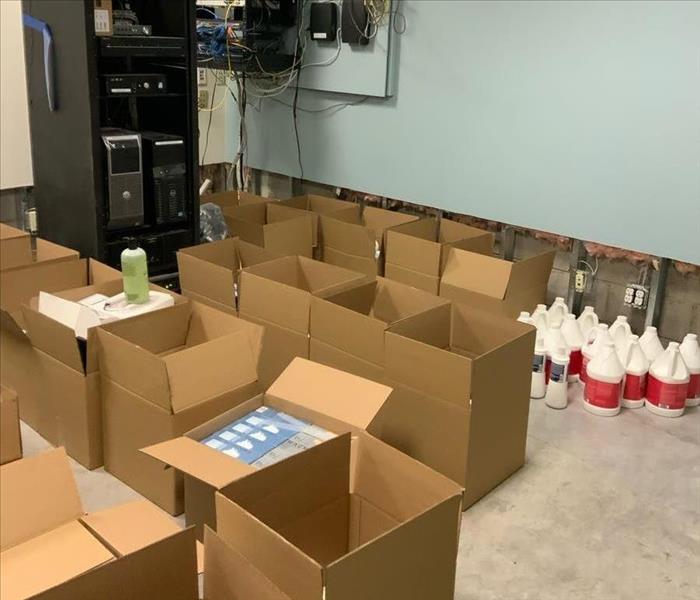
[
  {"x1": 620, "y1": 335, "x2": 648, "y2": 409},
  {"x1": 547, "y1": 297, "x2": 568, "y2": 328},
  {"x1": 639, "y1": 326, "x2": 664, "y2": 363},
  {"x1": 120, "y1": 238, "x2": 149, "y2": 304},
  {"x1": 545, "y1": 347, "x2": 569, "y2": 409},
  {"x1": 581, "y1": 324, "x2": 612, "y2": 383},
  {"x1": 584, "y1": 341, "x2": 624, "y2": 416},
  {"x1": 517, "y1": 311, "x2": 533, "y2": 325},
  {"x1": 609, "y1": 315, "x2": 632, "y2": 354},
  {"x1": 531, "y1": 304, "x2": 549, "y2": 332},
  {"x1": 646, "y1": 342, "x2": 690, "y2": 417},
  {"x1": 545, "y1": 323, "x2": 569, "y2": 384},
  {"x1": 530, "y1": 335, "x2": 547, "y2": 399},
  {"x1": 577, "y1": 306, "x2": 599, "y2": 340},
  {"x1": 561, "y1": 314, "x2": 584, "y2": 382},
  {"x1": 679, "y1": 333, "x2": 700, "y2": 407}
]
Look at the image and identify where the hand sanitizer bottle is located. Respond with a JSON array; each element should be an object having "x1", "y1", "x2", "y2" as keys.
[{"x1": 120, "y1": 237, "x2": 149, "y2": 304}]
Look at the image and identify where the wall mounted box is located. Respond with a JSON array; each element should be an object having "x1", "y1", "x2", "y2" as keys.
[
  {"x1": 97, "y1": 301, "x2": 264, "y2": 515},
  {"x1": 206, "y1": 431, "x2": 464, "y2": 600},
  {"x1": 279, "y1": 194, "x2": 361, "y2": 255},
  {"x1": 1, "y1": 241, "x2": 84, "y2": 435},
  {"x1": 439, "y1": 247, "x2": 555, "y2": 318},
  {"x1": 238, "y1": 256, "x2": 371, "y2": 386},
  {"x1": 0, "y1": 448, "x2": 198, "y2": 600},
  {"x1": 223, "y1": 203, "x2": 315, "y2": 258},
  {"x1": 368, "y1": 302, "x2": 536, "y2": 507},
  {"x1": 310, "y1": 277, "x2": 450, "y2": 382},
  {"x1": 142, "y1": 358, "x2": 395, "y2": 540},
  {"x1": 0, "y1": 385, "x2": 22, "y2": 466},
  {"x1": 20, "y1": 264, "x2": 176, "y2": 469},
  {"x1": 177, "y1": 237, "x2": 282, "y2": 316},
  {"x1": 320, "y1": 207, "x2": 419, "y2": 276},
  {"x1": 385, "y1": 218, "x2": 495, "y2": 294}
]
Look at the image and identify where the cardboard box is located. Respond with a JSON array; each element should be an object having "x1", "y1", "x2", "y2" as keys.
[
  {"x1": 0, "y1": 386, "x2": 22, "y2": 465},
  {"x1": 177, "y1": 237, "x2": 282, "y2": 316},
  {"x1": 97, "y1": 301, "x2": 264, "y2": 515},
  {"x1": 0, "y1": 448, "x2": 198, "y2": 600},
  {"x1": 206, "y1": 430, "x2": 463, "y2": 600},
  {"x1": 201, "y1": 190, "x2": 272, "y2": 209},
  {"x1": 366, "y1": 302, "x2": 535, "y2": 507},
  {"x1": 0, "y1": 224, "x2": 32, "y2": 270},
  {"x1": 93, "y1": 0, "x2": 113, "y2": 36},
  {"x1": 279, "y1": 194, "x2": 361, "y2": 252},
  {"x1": 439, "y1": 247, "x2": 555, "y2": 318},
  {"x1": 238, "y1": 256, "x2": 371, "y2": 386},
  {"x1": 1, "y1": 241, "x2": 82, "y2": 435},
  {"x1": 223, "y1": 203, "x2": 314, "y2": 258},
  {"x1": 310, "y1": 277, "x2": 450, "y2": 382},
  {"x1": 320, "y1": 206, "x2": 419, "y2": 276},
  {"x1": 142, "y1": 358, "x2": 396, "y2": 539},
  {"x1": 20, "y1": 265, "x2": 176, "y2": 469},
  {"x1": 385, "y1": 217, "x2": 496, "y2": 294}
]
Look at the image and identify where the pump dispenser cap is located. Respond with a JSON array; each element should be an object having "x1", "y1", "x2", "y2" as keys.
[{"x1": 126, "y1": 237, "x2": 138, "y2": 250}]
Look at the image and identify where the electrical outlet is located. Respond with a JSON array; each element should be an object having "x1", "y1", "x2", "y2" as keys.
[
  {"x1": 197, "y1": 68, "x2": 207, "y2": 86},
  {"x1": 575, "y1": 270, "x2": 587, "y2": 293},
  {"x1": 624, "y1": 284, "x2": 649, "y2": 309},
  {"x1": 198, "y1": 90, "x2": 209, "y2": 109}
]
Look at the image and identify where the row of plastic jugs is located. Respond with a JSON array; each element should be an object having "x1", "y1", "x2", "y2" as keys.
[{"x1": 519, "y1": 299, "x2": 700, "y2": 417}]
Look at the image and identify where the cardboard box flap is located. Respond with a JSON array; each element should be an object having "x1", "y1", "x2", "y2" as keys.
[
  {"x1": 1, "y1": 448, "x2": 83, "y2": 551},
  {"x1": 505, "y1": 251, "x2": 556, "y2": 297},
  {"x1": 81, "y1": 499, "x2": 183, "y2": 556},
  {"x1": 266, "y1": 358, "x2": 392, "y2": 430},
  {"x1": 238, "y1": 239, "x2": 282, "y2": 268},
  {"x1": 87, "y1": 260, "x2": 122, "y2": 285},
  {"x1": 362, "y1": 206, "x2": 418, "y2": 240},
  {"x1": 177, "y1": 241, "x2": 237, "y2": 308},
  {"x1": 0, "y1": 520, "x2": 115, "y2": 600},
  {"x1": 320, "y1": 215, "x2": 375, "y2": 256},
  {"x1": 165, "y1": 330, "x2": 258, "y2": 413},
  {"x1": 0, "y1": 309, "x2": 27, "y2": 339},
  {"x1": 441, "y1": 248, "x2": 514, "y2": 299},
  {"x1": 204, "y1": 526, "x2": 294, "y2": 600},
  {"x1": 21, "y1": 300, "x2": 87, "y2": 373},
  {"x1": 266, "y1": 203, "x2": 313, "y2": 225},
  {"x1": 0, "y1": 223, "x2": 32, "y2": 270},
  {"x1": 141, "y1": 437, "x2": 256, "y2": 489}
]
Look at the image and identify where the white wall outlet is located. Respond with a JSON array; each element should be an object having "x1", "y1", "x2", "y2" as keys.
[
  {"x1": 197, "y1": 68, "x2": 207, "y2": 86},
  {"x1": 198, "y1": 90, "x2": 209, "y2": 110},
  {"x1": 575, "y1": 270, "x2": 587, "y2": 292},
  {"x1": 624, "y1": 284, "x2": 649, "y2": 309}
]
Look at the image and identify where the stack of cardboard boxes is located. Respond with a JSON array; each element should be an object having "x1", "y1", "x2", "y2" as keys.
[{"x1": 0, "y1": 196, "x2": 555, "y2": 598}]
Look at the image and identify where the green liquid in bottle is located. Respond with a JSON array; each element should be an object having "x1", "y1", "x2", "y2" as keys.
[{"x1": 121, "y1": 238, "x2": 149, "y2": 304}]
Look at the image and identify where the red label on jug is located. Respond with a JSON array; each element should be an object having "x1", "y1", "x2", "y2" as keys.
[
  {"x1": 569, "y1": 349, "x2": 583, "y2": 376},
  {"x1": 623, "y1": 373, "x2": 646, "y2": 400},
  {"x1": 646, "y1": 375, "x2": 688, "y2": 410},
  {"x1": 545, "y1": 357, "x2": 552, "y2": 384},
  {"x1": 688, "y1": 373, "x2": 700, "y2": 400},
  {"x1": 584, "y1": 377, "x2": 621, "y2": 409},
  {"x1": 580, "y1": 356, "x2": 589, "y2": 383}
]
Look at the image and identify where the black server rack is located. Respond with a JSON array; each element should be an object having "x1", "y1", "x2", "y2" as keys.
[{"x1": 22, "y1": 0, "x2": 199, "y2": 276}]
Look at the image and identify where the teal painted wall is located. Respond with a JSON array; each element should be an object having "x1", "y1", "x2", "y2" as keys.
[{"x1": 231, "y1": 1, "x2": 700, "y2": 264}]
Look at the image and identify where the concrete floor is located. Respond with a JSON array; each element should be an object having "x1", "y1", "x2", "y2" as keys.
[{"x1": 20, "y1": 385, "x2": 700, "y2": 600}]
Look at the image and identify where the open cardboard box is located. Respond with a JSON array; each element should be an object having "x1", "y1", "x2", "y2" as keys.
[
  {"x1": 439, "y1": 247, "x2": 555, "y2": 318},
  {"x1": 320, "y1": 206, "x2": 419, "y2": 276},
  {"x1": 177, "y1": 237, "x2": 282, "y2": 316},
  {"x1": 20, "y1": 267, "x2": 179, "y2": 469},
  {"x1": 223, "y1": 202, "x2": 314, "y2": 258},
  {"x1": 1, "y1": 247, "x2": 92, "y2": 437},
  {"x1": 310, "y1": 277, "x2": 450, "y2": 383},
  {"x1": 0, "y1": 223, "x2": 32, "y2": 270},
  {"x1": 141, "y1": 358, "x2": 396, "y2": 539},
  {"x1": 205, "y1": 430, "x2": 463, "y2": 600},
  {"x1": 97, "y1": 301, "x2": 264, "y2": 515},
  {"x1": 279, "y1": 194, "x2": 361, "y2": 253},
  {"x1": 385, "y1": 217, "x2": 496, "y2": 294},
  {"x1": 238, "y1": 256, "x2": 371, "y2": 386},
  {"x1": 0, "y1": 448, "x2": 198, "y2": 600},
  {"x1": 0, "y1": 385, "x2": 22, "y2": 465},
  {"x1": 201, "y1": 190, "x2": 272, "y2": 208},
  {"x1": 367, "y1": 302, "x2": 535, "y2": 508}
]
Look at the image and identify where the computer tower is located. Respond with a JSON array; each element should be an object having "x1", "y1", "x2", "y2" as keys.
[
  {"x1": 141, "y1": 132, "x2": 187, "y2": 225},
  {"x1": 101, "y1": 128, "x2": 145, "y2": 229}
]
